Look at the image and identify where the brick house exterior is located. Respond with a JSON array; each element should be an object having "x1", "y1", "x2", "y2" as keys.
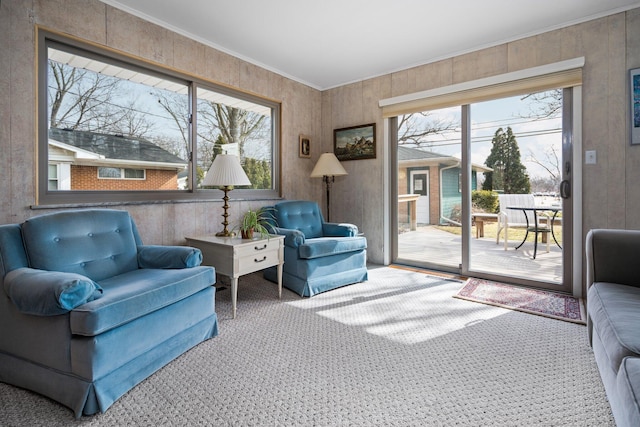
[{"x1": 48, "y1": 128, "x2": 186, "y2": 191}]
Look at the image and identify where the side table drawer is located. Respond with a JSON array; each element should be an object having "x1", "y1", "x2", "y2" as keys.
[
  {"x1": 237, "y1": 248, "x2": 280, "y2": 276},
  {"x1": 236, "y1": 238, "x2": 280, "y2": 257}
]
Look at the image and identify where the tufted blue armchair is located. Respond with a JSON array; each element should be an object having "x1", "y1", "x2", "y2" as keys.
[{"x1": 263, "y1": 200, "x2": 367, "y2": 297}]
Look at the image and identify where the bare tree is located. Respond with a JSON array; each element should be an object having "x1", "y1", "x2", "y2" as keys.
[
  {"x1": 155, "y1": 90, "x2": 190, "y2": 160},
  {"x1": 209, "y1": 104, "x2": 267, "y2": 159},
  {"x1": 48, "y1": 60, "x2": 152, "y2": 138},
  {"x1": 526, "y1": 145, "x2": 561, "y2": 185},
  {"x1": 520, "y1": 89, "x2": 563, "y2": 188},
  {"x1": 520, "y1": 89, "x2": 562, "y2": 120},
  {"x1": 398, "y1": 112, "x2": 458, "y2": 148}
]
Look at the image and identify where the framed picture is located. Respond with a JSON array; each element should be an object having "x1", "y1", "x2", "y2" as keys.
[
  {"x1": 631, "y1": 68, "x2": 640, "y2": 145},
  {"x1": 299, "y1": 134, "x2": 311, "y2": 158},
  {"x1": 334, "y1": 123, "x2": 376, "y2": 161}
]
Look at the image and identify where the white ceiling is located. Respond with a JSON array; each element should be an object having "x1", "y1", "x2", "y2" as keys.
[{"x1": 102, "y1": 0, "x2": 640, "y2": 90}]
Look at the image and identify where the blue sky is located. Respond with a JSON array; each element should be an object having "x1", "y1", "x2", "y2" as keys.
[{"x1": 411, "y1": 92, "x2": 562, "y2": 179}]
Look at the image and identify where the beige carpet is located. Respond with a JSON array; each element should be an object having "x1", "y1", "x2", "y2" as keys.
[{"x1": 0, "y1": 266, "x2": 613, "y2": 426}]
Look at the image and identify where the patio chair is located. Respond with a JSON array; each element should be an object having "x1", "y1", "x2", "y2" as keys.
[{"x1": 496, "y1": 194, "x2": 549, "y2": 252}]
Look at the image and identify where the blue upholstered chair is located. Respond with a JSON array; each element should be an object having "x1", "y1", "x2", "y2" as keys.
[{"x1": 263, "y1": 200, "x2": 367, "y2": 297}]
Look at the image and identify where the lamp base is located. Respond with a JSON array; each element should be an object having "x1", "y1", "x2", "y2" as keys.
[{"x1": 216, "y1": 230, "x2": 236, "y2": 237}]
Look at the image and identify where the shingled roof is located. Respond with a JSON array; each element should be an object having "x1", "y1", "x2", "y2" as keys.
[
  {"x1": 398, "y1": 145, "x2": 455, "y2": 161},
  {"x1": 49, "y1": 128, "x2": 186, "y2": 165}
]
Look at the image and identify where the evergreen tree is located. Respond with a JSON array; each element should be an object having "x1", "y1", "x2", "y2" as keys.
[{"x1": 482, "y1": 127, "x2": 531, "y2": 194}]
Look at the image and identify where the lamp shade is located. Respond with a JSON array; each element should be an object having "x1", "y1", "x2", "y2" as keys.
[
  {"x1": 201, "y1": 154, "x2": 251, "y2": 187},
  {"x1": 310, "y1": 153, "x2": 348, "y2": 178}
]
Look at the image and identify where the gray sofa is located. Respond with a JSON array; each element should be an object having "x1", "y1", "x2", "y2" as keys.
[
  {"x1": 0, "y1": 209, "x2": 218, "y2": 418},
  {"x1": 586, "y1": 229, "x2": 640, "y2": 427}
]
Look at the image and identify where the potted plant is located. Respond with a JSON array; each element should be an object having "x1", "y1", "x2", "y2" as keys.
[{"x1": 239, "y1": 207, "x2": 276, "y2": 240}]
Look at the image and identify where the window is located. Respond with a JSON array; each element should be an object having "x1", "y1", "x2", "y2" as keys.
[
  {"x1": 98, "y1": 168, "x2": 145, "y2": 180},
  {"x1": 38, "y1": 30, "x2": 280, "y2": 204},
  {"x1": 48, "y1": 164, "x2": 59, "y2": 190}
]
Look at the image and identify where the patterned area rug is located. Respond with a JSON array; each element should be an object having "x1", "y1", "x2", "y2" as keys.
[{"x1": 454, "y1": 278, "x2": 586, "y2": 324}]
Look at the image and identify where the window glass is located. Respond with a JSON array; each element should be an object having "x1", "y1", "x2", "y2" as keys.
[
  {"x1": 48, "y1": 164, "x2": 58, "y2": 190},
  {"x1": 196, "y1": 86, "x2": 273, "y2": 189},
  {"x1": 46, "y1": 46, "x2": 188, "y2": 192},
  {"x1": 40, "y1": 33, "x2": 280, "y2": 203},
  {"x1": 124, "y1": 169, "x2": 145, "y2": 179}
]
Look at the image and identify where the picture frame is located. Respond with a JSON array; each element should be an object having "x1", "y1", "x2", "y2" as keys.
[
  {"x1": 631, "y1": 67, "x2": 640, "y2": 145},
  {"x1": 334, "y1": 123, "x2": 376, "y2": 161},
  {"x1": 299, "y1": 134, "x2": 311, "y2": 158}
]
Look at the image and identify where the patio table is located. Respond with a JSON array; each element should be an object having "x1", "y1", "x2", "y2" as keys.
[{"x1": 507, "y1": 206, "x2": 562, "y2": 259}]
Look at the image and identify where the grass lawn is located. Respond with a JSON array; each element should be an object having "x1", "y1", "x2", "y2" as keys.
[{"x1": 435, "y1": 222, "x2": 563, "y2": 245}]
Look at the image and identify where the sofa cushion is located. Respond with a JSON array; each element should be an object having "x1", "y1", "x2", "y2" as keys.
[
  {"x1": 21, "y1": 210, "x2": 139, "y2": 282},
  {"x1": 70, "y1": 266, "x2": 215, "y2": 336},
  {"x1": 4, "y1": 268, "x2": 103, "y2": 316},
  {"x1": 588, "y1": 282, "x2": 640, "y2": 373},
  {"x1": 616, "y1": 357, "x2": 640, "y2": 427},
  {"x1": 137, "y1": 245, "x2": 202, "y2": 269},
  {"x1": 298, "y1": 236, "x2": 367, "y2": 259}
]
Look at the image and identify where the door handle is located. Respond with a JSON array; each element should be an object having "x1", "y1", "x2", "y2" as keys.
[{"x1": 560, "y1": 180, "x2": 571, "y2": 199}]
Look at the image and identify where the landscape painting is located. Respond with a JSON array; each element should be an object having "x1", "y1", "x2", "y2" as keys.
[{"x1": 334, "y1": 123, "x2": 376, "y2": 161}]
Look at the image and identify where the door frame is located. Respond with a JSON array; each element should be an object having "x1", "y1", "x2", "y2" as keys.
[{"x1": 386, "y1": 86, "x2": 583, "y2": 294}]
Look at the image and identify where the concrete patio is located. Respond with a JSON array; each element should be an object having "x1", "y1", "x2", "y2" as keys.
[{"x1": 397, "y1": 225, "x2": 563, "y2": 285}]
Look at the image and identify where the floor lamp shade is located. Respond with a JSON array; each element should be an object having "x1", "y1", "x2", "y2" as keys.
[
  {"x1": 202, "y1": 154, "x2": 251, "y2": 236},
  {"x1": 310, "y1": 153, "x2": 348, "y2": 178},
  {"x1": 310, "y1": 153, "x2": 347, "y2": 222}
]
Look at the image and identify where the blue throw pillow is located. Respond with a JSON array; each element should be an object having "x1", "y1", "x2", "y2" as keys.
[
  {"x1": 3, "y1": 268, "x2": 103, "y2": 316},
  {"x1": 137, "y1": 245, "x2": 202, "y2": 269}
]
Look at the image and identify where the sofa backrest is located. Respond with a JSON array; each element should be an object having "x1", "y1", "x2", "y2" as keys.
[
  {"x1": 21, "y1": 209, "x2": 140, "y2": 282},
  {"x1": 273, "y1": 200, "x2": 324, "y2": 239}
]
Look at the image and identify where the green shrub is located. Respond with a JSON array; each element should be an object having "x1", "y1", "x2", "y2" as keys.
[{"x1": 472, "y1": 190, "x2": 498, "y2": 213}]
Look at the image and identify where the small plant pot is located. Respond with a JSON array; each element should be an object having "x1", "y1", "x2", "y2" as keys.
[{"x1": 241, "y1": 228, "x2": 254, "y2": 240}]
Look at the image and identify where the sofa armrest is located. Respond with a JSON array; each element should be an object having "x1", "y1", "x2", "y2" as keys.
[
  {"x1": 272, "y1": 227, "x2": 305, "y2": 248},
  {"x1": 586, "y1": 229, "x2": 640, "y2": 289},
  {"x1": 3, "y1": 267, "x2": 103, "y2": 316},
  {"x1": 322, "y1": 222, "x2": 358, "y2": 237},
  {"x1": 137, "y1": 245, "x2": 203, "y2": 269}
]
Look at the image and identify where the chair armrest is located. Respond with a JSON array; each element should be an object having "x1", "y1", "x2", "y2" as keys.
[
  {"x1": 497, "y1": 211, "x2": 507, "y2": 227},
  {"x1": 3, "y1": 267, "x2": 103, "y2": 316},
  {"x1": 271, "y1": 227, "x2": 305, "y2": 248},
  {"x1": 137, "y1": 245, "x2": 203, "y2": 269},
  {"x1": 322, "y1": 222, "x2": 358, "y2": 237},
  {"x1": 586, "y1": 229, "x2": 640, "y2": 288}
]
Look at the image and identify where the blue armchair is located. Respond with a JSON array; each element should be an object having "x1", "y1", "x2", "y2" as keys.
[
  {"x1": 0, "y1": 209, "x2": 217, "y2": 417},
  {"x1": 263, "y1": 200, "x2": 367, "y2": 297}
]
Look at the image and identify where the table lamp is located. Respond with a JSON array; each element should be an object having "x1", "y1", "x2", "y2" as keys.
[
  {"x1": 310, "y1": 152, "x2": 347, "y2": 222},
  {"x1": 202, "y1": 154, "x2": 251, "y2": 236}
]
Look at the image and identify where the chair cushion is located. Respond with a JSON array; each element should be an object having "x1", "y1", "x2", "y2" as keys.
[
  {"x1": 588, "y1": 282, "x2": 640, "y2": 374},
  {"x1": 4, "y1": 268, "x2": 103, "y2": 316},
  {"x1": 299, "y1": 236, "x2": 367, "y2": 259},
  {"x1": 70, "y1": 266, "x2": 215, "y2": 336}
]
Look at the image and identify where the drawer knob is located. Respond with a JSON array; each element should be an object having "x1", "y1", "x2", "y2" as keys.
[
  {"x1": 254, "y1": 244, "x2": 268, "y2": 251},
  {"x1": 254, "y1": 256, "x2": 267, "y2": 263}
]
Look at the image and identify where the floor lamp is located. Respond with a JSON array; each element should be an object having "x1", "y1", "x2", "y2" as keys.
[
  {"x1": 310, "y1": 153, "x2": 347, "y2": 222},
  {"x1": 201, "y1": 154, "x2": 252, "y2": 237}
]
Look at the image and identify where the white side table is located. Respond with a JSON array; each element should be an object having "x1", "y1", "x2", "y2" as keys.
[{"x1": 185, "y1": 234, "x2": 284, "y2": 319}]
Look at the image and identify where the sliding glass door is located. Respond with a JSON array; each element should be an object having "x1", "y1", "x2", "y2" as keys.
[{"x1": 395, "y1": 89, "x2": 573, "y2": 291}]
